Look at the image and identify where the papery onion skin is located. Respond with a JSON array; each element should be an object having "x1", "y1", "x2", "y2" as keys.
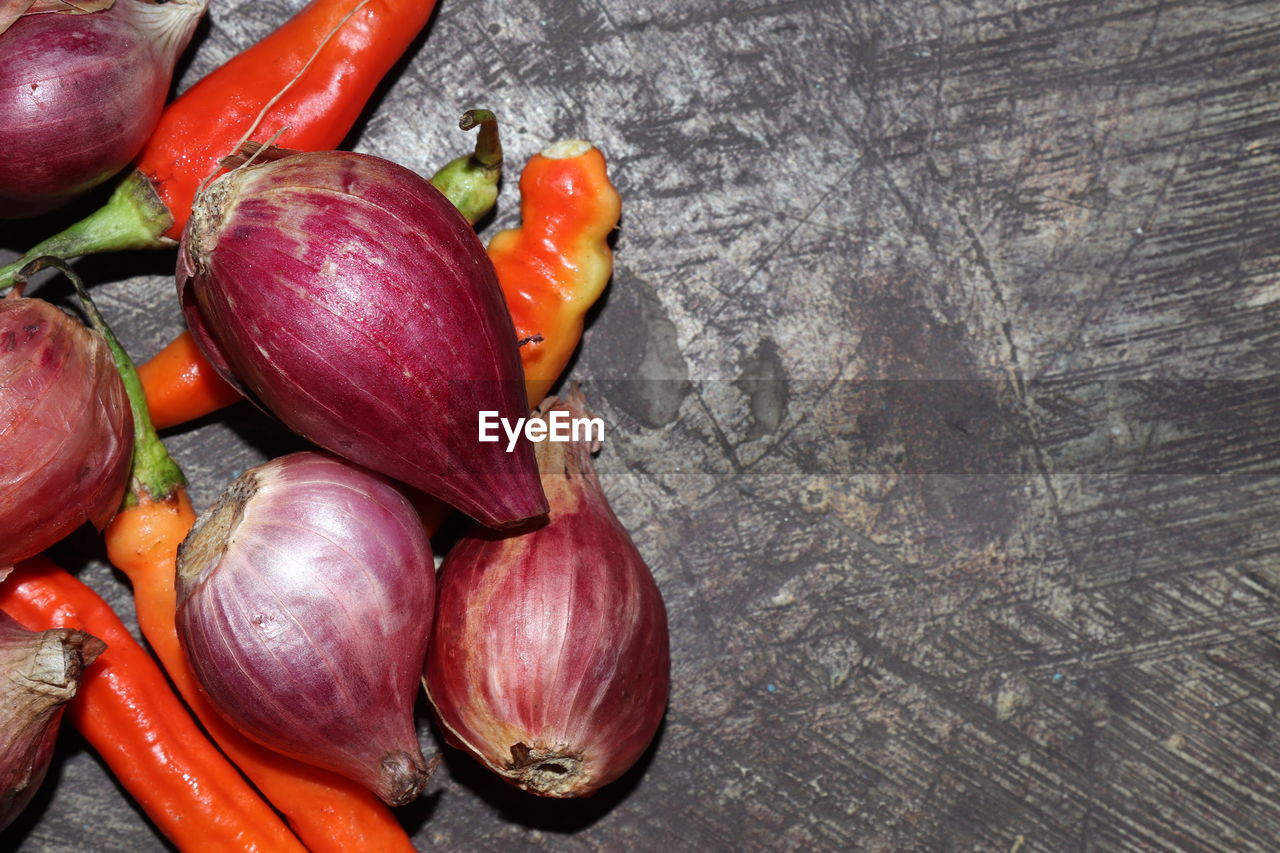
[
  {"x1": 0, "y1": 0, "x2": 209, "y2": 218},
  {"x1": 0, "y1": 610, "x2": 105, "y2": 830},
  {"x1": 175, "y1": 451, "x2": 437, "y2": 806},
  {"x1": 178, "y1": 149, "x2": 547, "y2": 529},
  {"x1": 424, "y1": 391, "x2": 670, "y2": 798},
  {"x1": 0, "y1": 295, "x2": 133, "y2": 571}
]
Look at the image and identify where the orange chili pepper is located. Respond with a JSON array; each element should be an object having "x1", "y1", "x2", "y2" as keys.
[
  {"x1": 138, "y1": 328, "x2": 241, "y2": 429},
  {"x1": 0, "y1": 557, "x2": 307, "y2": 853},
  {"x1": 0, "y1": 0, "x2": 440, "y2": 285},
  {"x1": 487, "y1": 139, "x2": 622, "y2": 407},
  {"x1": 27, "y1": 257, "x2": 418, "y2": 853},
  {"x1": 138, "y1": 138, "x2": 622, "y2": 424}
]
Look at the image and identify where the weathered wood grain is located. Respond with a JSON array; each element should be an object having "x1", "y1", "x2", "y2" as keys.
[{"x1": 3, "y1": 0, "x2": 1279, "y2": 850}]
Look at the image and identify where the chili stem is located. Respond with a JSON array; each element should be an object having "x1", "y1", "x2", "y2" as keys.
[
  {"x1": 0, "y1": 175, "x2": 173, "y2": 290},
  {"x1": 431, "y1": 109, "x2": 504, "y2": 224},
  {"x1": 460, "y1": 109, "x2": 503, "y2": 169}
]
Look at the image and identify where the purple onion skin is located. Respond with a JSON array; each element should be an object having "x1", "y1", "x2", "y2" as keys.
[
  {"x1": 0, "y1": 1, "x2": 208, "y2": 218},
  {"x1": 175, "y1": 451, "x2": 437, "y2": 806},
  {"x1": 0, "y1": 295, "x2": 133, "y2": 571},
  {"x1": 424, "y1": 392, "x2": 670, "y2": 798},
  {"x1": 178, "y1": 149, "x2": 548, "y2": 529}
]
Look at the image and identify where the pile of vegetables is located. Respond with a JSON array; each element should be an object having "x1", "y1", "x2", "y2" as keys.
[{"x1": 0, "y1": 1, "x2": 667, "y2": 848}]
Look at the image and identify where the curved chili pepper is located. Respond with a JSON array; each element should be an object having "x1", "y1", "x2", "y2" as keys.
[
  {"x1": 488, "y1": 139, "x2": 622, "y2": 407},
  {"x1": 0, "y1": 558, "x2": 307, "y2": 853},
  {"x1": 20, "y1": 258, "x2": 418, "y2": 853},
  {"x1": 0, "y1": 0, "x2": 439, "y2": 286}
]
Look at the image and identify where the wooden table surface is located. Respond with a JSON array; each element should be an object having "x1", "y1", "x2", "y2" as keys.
[{"x1": 5, "y1": 0, "x2": 1280, "y2": 850}]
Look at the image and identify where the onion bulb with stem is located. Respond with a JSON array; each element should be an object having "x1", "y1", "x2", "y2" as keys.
[
  {"x1": 177, "y1": 146, "x2": 547, "y2": 529},
  {"x1": 0, "y1": 609, "x2": 104, "y2": 829}
]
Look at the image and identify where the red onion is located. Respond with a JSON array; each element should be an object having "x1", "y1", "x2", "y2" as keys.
[
  {"x1": 0, "y1": 0, "x2": 208, "y2": 218},
  {"x1": 178, "y1": 148, "x2": 548, "y2": 529},
  {"x1": 0, "y1": 292, "x2": 133, "y2": 572},
  {"x1": 424, "y1": 390, "x2": 670, "y2": 797},
  {"x1": 0, "y1": 610, "x2": 104, "y2": 830},
  {"x1": 175, "y1": 451, "x2": 438, "y2": 806}
]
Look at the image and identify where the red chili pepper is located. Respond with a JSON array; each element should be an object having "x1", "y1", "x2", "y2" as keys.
[
  {"x1": 0, "y1": 0, "x2": 439, "y2": 286},
  {"x1": 0, "y1": 557, "x2": 308, "y2": 853}
]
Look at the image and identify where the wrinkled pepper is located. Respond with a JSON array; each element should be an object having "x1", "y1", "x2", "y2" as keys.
[
  {"x1": 488, "y1": 139, "x2": 622, "y2": 407},
  {"x1": 18, "y1": 258, "x2": 417, "y2": 853},
  {"x1": 0, "y1": 0, "x2": 440, "y2": 286},
  {"x1": 0, "y1": 558, "x2": 307, "y2": 853}
]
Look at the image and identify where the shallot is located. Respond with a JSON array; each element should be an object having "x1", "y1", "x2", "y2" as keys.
[
  {"x1": 0, "y1": 610, "x2": 104, "y2": 829},
  {"x1": 424, "y1": 390, "x2": 669, "y2": 797},
  {"x1": 178, "y1": 147, "x2": 547, "y2": 528},
  {"x1": 0, "y1": 288, "x2": 132, "y2": 572},
  {"x1": 176, "y1": 451, "x2": 438, "y2": 806},
  {"x1": 0, "y1": 0, "x2": 208, "y2": 217}
]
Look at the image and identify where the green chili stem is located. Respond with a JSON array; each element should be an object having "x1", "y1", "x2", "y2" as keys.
[
  {"x1": 430, "y1": 109, "x2": 503, "y2": 225},
  {"x1": 0, "y1": 173, "x2": 174, "y2": 291},
  {"x1": 458, "y1": 109, "x2": 502, "y2": 170}
]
